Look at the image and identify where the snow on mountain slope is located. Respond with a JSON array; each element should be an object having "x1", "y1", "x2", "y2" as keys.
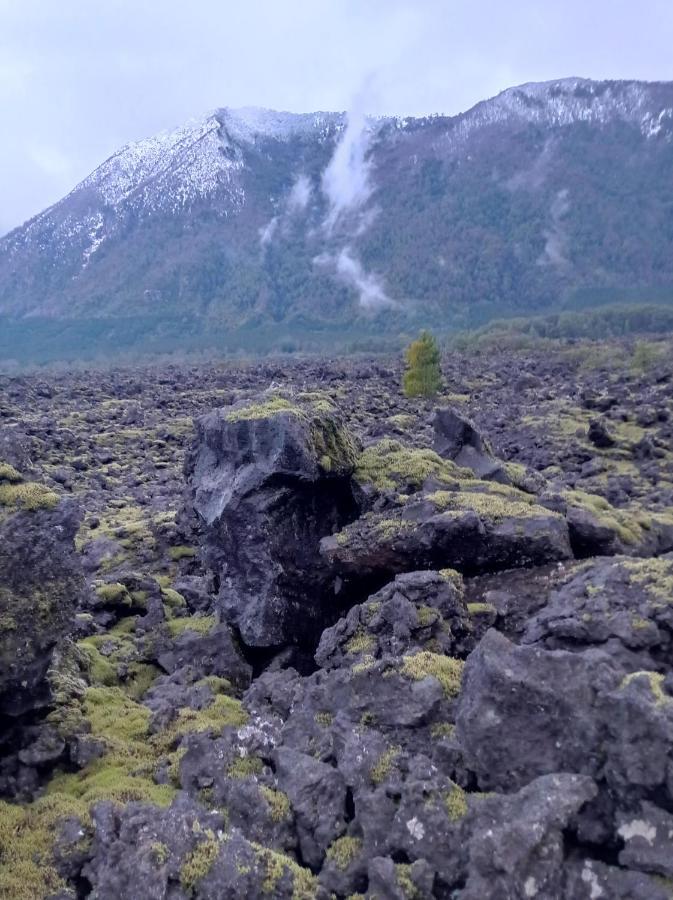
[{"x1": 1, "y1": 77, "x2": 673, "y2": 330}]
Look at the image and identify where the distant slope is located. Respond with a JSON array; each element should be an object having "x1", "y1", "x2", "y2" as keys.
[{"x1": 2, "y1": 78, "x2": 673, "y2": 361}]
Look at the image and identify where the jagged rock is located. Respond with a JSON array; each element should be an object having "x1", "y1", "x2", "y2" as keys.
[
  {"x1": 522, "y1": 554, "x2": 673, "y2": 671},
  {"x1": 274, "y1": 746, "x2": 347, "y2": 868},
  {"x1": 0, "y1": 495, "x2": 84, "y2": 718},
  {"x1": 563, "y1": 859, "x2": 672, "y2": 900},
  {"x1": 315, "y1": 569, "x2": 471, "y2": 670},
  {"x1": 454, "y1": 629, "x2": 621, "y2": 791},
  {"x1": 458, "y1": 774, "x2": 597, "y2": 899},
  {"x1": 185, "y1": 392, "x2": 359, "y2": 648},
  {"x1": 432, "y1": 406, "x2": 506, "y2": 480},
  {"x1": 588, "y1": 417, "x2": 616, "y2": 448},
  {"x1": 617, "y1": 801, "x2": 673, "y2": 877},
  {"x1": 367, "y1": 856, "x2": 435, "y2": 899},
  {"x1": 155, "y1": 623, "x2": 252, "y2": 689},
  {"x1": 321, "y1": 489, "x2": 572, "y2": 593}
]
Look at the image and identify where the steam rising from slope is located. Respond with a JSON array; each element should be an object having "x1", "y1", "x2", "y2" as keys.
[
  {"x1": 318, "y1": 87, "x2": 393, "y2": 310},
  {"x1": 335, "y1": 247, "x2": 393, "y2": 310},
  {"x1": 322, "y1": 105, "x2": 373, "y2": 233}
]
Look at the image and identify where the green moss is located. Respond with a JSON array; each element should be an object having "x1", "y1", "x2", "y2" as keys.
[
  {"x1": 623, "y1": 557, "x2": 673, "y2": 601},
  {"x1": 445, "y1": 783, "x2": 468, "y2": 821},
  {"x1": 314, "y1": 711, "x2": 333, "y2": 727},
  {"x1": 0, "y1": 462, "x2": 22, "y2": 483},
  {"x1": 431, "y1": 722, "x2": 455, "y2": 740},
  {"x1": 386, "y1": 414, "x2": 416, "y2": 429},
  {"x1": 151, "y1": 841, "x2": 170, "y2": 865},
  {"x1": 166, "y1": 615, "x2": 216, "y2": 637},
  {"x1": 169, "y1": 545, "x2": 197, "y2": 561},
  {"x1": 325, "y1": 836, "x2": 362, "y2": 870},
  {"x1": 427, "y1": 488, "x2": 548, "y2": 523},
  {"x1": 467, "y1": 602, "x2": 496, "y2": 616},
  {"x1": 94, "y1": 582, "x2": 129, "y2": 603},
  {"x1": 78, "y1": 642, "x2": 118, "y2": 686},
  {"x1": 563, "y1": 490, "x2": 644, "y2": 545},
  {"x1": 620, "y1": 671, "x2": 670, "y2": 706},
  {"x1": 260, "y1": 786, "x2": 291, "y2": 822},
  {"x1": 0, "y1": 793, "x2": 92, "y2": 899},
  {"x1": 439, "y1": 568, "x2": 464, "y2": 589},
  {"x1": 345, "y1": 629, "x2": 376, "y2": 655},
  {"x1": 180, "y1": 831, "x2": 220, "y2": 892},
  {"x1": 355, "y1": 438, "x2": 470, "y2": 492},
  {"x1": 253, "y1": 844, "x2": 318, "y2": 898},
  {"x1": 416, "y1": 605, "x2": 438, "y2": 627},
  {"x1": 162, "y1": 694, "x2": 248, "y2": 745},
  {"x1": 371, "y1": 745, "x2": 401, "y2": 785},
  {"x1": 227, "y1": 755, "x2": 263, "y2": 778},
  {"x1": 0, "y1": 481, "x2": 59, "y2": 511},
  {"x1": 225, "y1": 396, "x2": 297, "y2": 422},
  {"x1": 396, "y1": 863, "x2": 421, "y2": 899},
  {"x1": 351, "y1": 654, "x2": 375, "y2": 675},
  {"x1": 401, "y1": 652, "x2": 464, "y2": 699}
]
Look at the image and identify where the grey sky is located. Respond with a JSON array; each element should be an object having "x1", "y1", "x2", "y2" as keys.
[{"x1": 1, "y1": 0, "x2": 672, "y2": 235}]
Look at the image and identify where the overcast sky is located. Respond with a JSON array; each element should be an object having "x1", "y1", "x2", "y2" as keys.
[{"x1": 1, "y1": 0, "x2": 672, "y2": 235}]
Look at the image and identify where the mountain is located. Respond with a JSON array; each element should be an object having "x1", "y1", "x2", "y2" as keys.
[{"x1": 2, "y1": 77, "x2": 673, "y2": 362}]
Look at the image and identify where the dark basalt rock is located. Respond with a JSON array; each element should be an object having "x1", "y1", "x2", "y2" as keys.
[
  {"x1": 315, "y1": 569, "x2": 472, "y2": 670},
  {"x1": 185, "y1": 392, "x2": 360, "y2": 649},
  {"x1": 321, "y1": 491, "x2": 572, "y2": 593},
  {"x1": 459, "y1": 773, "x2": 597, "y2": 900},
  {"x1": 454, "y1": 629, "x2": 621, "y2": 791},
  {"x1": 0, "y1": 497, "x2": 84, "y2": 718},
  {"x1": 432, "y1": 406, "x2": 506, "y2": 481},
  {"x1": 588, "y1": 417, "x2": 616, "y2": 448}
]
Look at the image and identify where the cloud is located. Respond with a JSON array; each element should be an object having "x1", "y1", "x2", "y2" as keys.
[
  {"x1": 287, "y1": 173, "x2": 312, "y2": 211},
  {"x1": 258, "y1": 174, "x2": 312, "y2": 247},
  {"x1": 258, "y1": 216, "x2": 278, "y2": 246},
  {"x1": 334, "y1": 247, "x2": 394, "y2": 310}
]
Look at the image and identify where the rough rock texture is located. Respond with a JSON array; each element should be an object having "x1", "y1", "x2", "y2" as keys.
[
  {"x1": 0, "y1": 496, "x2": 83, "y2": 717},
  {"x1": 321, "y1": 489, "x2": 573, "y2": 588},
  {"x1": 432, "y1": 406, "x2": 505, "y2": 480},
  {"x1": 185, "y1": 392, "x2": 359, "y2": 648},
  {"x1": 3, "y1": 350, "x2": 673, "y2": 899}
]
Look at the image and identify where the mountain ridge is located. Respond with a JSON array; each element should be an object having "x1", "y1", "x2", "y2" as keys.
[{"x1": 2, "y1": 76, "x2": 673, "y2": 360}]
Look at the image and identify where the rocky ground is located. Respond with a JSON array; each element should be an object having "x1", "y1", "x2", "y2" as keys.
[{"x1": 1, "y1": 339, "x2": 673, "y2": 899}]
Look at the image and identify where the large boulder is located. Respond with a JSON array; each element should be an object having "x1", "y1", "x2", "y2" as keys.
[
  {"x1": 432, "y1": 407, "x2": 506, "y2": 481},
  {"x1": 0, "y1": 468, "x2": 83, "y2": 718},
  {"x1": 185, "y1": 392, "x2": 360, "y2": 648},
  {"x1": 454, "y1": 629, "x2": 621, "y2": 791},
  {"x1": 321, "y1": 486, "x2": 572, "y2": 594}
]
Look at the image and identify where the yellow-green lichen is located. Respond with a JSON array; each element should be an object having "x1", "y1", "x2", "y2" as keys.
[
  {"x1": 166, "y1": 615, "x2": 216, "y2": 638},
  {"x1": 169, "y1": 545, "x2": 198, "y2": 561},
  {"x1": 260, "y1": 786, "x2": 291, "y2": 823},
  {"x1": 325, "y1": 836, "x2": 362, "y2": 870},
  {"x1": 345, "y1": 629, "x2": 376, "y2": 655},
  {"x1": 445, "y1": 783, "x2": 468, "y2": 821},
  {"x1": 355, "y1": 438, "x2": 471, "y2": 492},
  {"x1": 180, "y1": 831, "x2": 220, "y2": 892},
  {"x1": 400, "y1": 652, "x2": 464, "y2": 699},
  {"x1": 371, "y1": 745, "x2": 401, "y2": 785},
  {"x1": 227, "y1": 755, "x2": 263, "y2": 779},
  {"x1": 253, "y1": 844, "x2": 318, "y2": 898},
  {"x1": 620, "y1": 671, "x2": 670, "y2": 706},
  {"x1": 0, "y1": 480, "x2": 59, "y2": 512}
]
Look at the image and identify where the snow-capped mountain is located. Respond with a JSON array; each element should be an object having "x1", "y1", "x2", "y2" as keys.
[{"x1": 2, "y1": 78, "x2": 673, "y2": 360}]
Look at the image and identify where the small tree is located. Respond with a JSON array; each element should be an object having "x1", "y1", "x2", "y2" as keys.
[{"x1": 402, "y1": 331, "x2": 442, "y2": 398}]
